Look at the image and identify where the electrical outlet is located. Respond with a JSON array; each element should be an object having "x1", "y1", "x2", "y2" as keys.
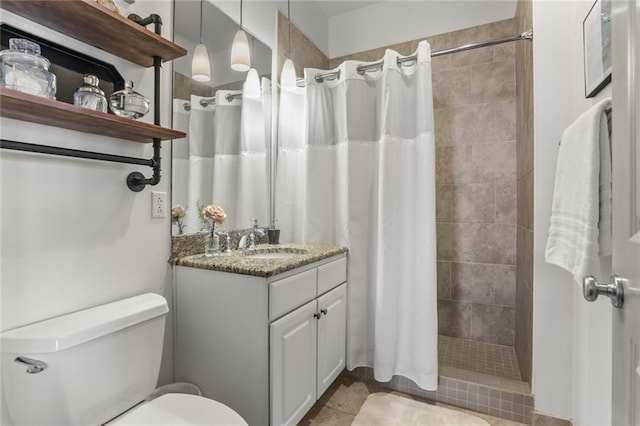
[{"x1": 151, "y1": 191, "x2": 166, "y2": 218}]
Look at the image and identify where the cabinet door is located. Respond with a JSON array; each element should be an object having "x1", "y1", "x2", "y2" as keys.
[
  {"x1": 270, "y1": 299, "x2": 317, "y2": 426},
  {"x1": 316, "y1": 283, "x2": 347, "y2": 397}
]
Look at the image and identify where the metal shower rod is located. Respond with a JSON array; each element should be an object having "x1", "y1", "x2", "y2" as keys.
[{"x1": 315, "y1": 29, "x2": 533, "y2": 83}]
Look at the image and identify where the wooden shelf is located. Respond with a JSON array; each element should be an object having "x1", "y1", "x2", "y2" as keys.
[
  {"x1": 1, "y1": 0, "x2": 187, "y2": 67},
  {"x1": 0, "y1": 88, "x2": 186, "y2": 143}
]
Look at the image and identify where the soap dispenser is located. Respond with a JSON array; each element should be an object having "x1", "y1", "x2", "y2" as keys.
[{"x1": 268, "y1": 219, "x2": 280, "y2": 245}]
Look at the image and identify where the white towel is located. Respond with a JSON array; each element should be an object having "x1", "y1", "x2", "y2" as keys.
[{"x1": 545, "y1": 98, "x2": 612, "y2": 284}]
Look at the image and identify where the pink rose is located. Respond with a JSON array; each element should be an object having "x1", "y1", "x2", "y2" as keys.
[
  {"x1": 203, "y1": 204, "x2": 226, "y2": 225},
  {"x1": 172, "y1": 204, "x2": 186, "y2": 221}
]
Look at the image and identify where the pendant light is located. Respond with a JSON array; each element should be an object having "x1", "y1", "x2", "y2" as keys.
[
  {"x1": 192, "y1": 0, "x2": 211, "y2": 82},
  {"x1": 281, "y1": 0, "x2": 297, "y2": 91},
  {"x1": 230, "y1": 0, "x2": 251, "y2": 72},
  {"x1": 244, "y1": 68, "x2": 261, "y2": 99}
]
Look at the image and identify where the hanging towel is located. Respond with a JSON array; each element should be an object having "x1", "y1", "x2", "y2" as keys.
[{"x1": 545, "y1": 98, "x2": 612, "y2": 284}]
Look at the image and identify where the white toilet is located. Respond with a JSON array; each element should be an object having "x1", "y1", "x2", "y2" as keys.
[{"x1": 0, "y1": 293, "x2": 247, "y2": 426}]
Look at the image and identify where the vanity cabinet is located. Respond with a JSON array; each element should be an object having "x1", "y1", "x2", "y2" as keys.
[
  {"x1": 270, "y1": 283, "x2": 346, "y2": 426},
  {"x1": 175, "y1": 254, "x2": 347, "y2": 426}
]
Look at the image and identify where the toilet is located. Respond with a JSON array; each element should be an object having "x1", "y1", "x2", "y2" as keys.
[{"x1": 0, "y1": 293, "x2": 247, "y2": 426}]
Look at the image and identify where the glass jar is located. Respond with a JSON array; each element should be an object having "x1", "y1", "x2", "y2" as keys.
[
  {"x1": 73, "y1": 74, "x2": 108, "y2": 113},
  {"x1": 0, "y1": 38, "x2": 57, "y2": 99},
  {"x1": 109, "y1": 81, "x2": 149, "y2": 119}
]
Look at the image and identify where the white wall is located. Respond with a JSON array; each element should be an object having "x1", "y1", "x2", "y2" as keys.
[
  {"x1": 532, "y1": 1, "x2": 612, "y2": 424},
  {"x1": 0, "y1": 0, "x2": 175, "y2": 423},
  {"x1": 328, "y1": 0, "x2": 517, "y2": 58}
]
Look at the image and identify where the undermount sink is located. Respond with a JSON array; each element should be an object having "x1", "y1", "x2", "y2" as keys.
[{"x1": 245, "y1": 248, "x2": 308, "y2": 260}]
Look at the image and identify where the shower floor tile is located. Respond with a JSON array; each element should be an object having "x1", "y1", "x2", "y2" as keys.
[{"x1": 439, "y1": 335, "x2": 522, "y2": 381}]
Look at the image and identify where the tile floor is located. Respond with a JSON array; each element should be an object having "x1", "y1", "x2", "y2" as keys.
[
  {"x1": 438, "y1": 336, "x2": 522, "y2": 381},
  {"x1": 300, "y1": 374, "x2": 526, "y2": 426}
]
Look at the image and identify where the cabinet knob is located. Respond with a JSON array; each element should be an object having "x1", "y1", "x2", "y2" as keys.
[
  {"x1": 313, "y1": 313, "x2": 321, "y2": 320},
  {"x1": 320, "y1": 309, "x2": 327, "y2": 316}
]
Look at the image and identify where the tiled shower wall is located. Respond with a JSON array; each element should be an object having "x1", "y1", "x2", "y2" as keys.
[
  {"x1": 431, "y1": 20, "x2": 518, "y2": 347},
  {"x1": 515, "y1": 0, "x2": 534, "y2": 383}
]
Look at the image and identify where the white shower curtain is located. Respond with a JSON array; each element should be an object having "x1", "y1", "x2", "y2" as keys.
[
  {"x1": 276, "y1": 41, "x2": 438, "y2": 390},
  {"x1": 172, "y1": 80, "x2": 270, "y2": 232},
  {"x1": 237, "y1": 78, "x2": 271, "y2": 228}
]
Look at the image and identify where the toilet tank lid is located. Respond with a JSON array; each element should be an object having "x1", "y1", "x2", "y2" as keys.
[{"x1": 1, "y1": 293, "x2": 169, "y2": 354}]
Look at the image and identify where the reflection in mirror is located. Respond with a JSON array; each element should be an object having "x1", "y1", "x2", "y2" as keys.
[{"x1": 172, "y1": 0, "x2": 272, "y2": 235}]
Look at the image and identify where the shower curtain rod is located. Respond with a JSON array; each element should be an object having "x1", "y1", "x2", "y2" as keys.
[
  {"x1": 314, "y1": 29, "x2": 533, "y2": 83},
  {"x1": 199, "y1": 91, "x2": 243, "y2": 107}
]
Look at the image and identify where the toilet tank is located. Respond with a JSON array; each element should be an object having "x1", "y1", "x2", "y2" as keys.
[{"x1": 0, "y1": 293, "x2": 169, "y2": 426}]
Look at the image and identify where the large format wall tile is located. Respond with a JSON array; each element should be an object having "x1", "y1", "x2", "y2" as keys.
[
  {"x1": 438, "y1": 261, "x2": 452, "y2": 299},
  {"x1": 438, "y1": 299, "x2": 472, "y2": 339},
  {"x1": 451, "y1": 262, "x2": 494, "y2": 304},
  {"x1": 449, "y1": 104, "x2": 495, "y2": 145},
  {"x1": 452, "y1": 183, "x2": 495, "y2": 223},
  {"x1": 473, "y1": 224, "x2": 517, "y2": 265},
  {"x1": 471, "y1": 304, "x2": 516, "y2": 346},
  {"x1": 494, "y1": 265, "x2": 517, "y2": 307},
  {"x1": 472, "y1": 141, "x2": 517, "y2": 182},
  {"x1": 495, "y1": 181, "x2": 517, "y2": 224},
  {"x1": 437, "y1": 223, "x2": 477, "y2": 262}
]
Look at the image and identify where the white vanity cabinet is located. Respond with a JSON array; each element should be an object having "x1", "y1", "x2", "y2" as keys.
[
  {"x1": 270, "y1": 283, "x2": 346, "y2": 426},
  {"x1": 175, "y1": 254, "x2": 347, "y2": 426}
]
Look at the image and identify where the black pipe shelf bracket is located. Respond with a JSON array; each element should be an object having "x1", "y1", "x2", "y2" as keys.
[
  {"x1": 0, "y1": 139, "x2": 155, "y2": 168},
  {"x1": 125, "y1": 13, "x2": 163, "y2": 192},
  {"x1": 0, "y1": 13, "x2": 172, "y2": 193}
]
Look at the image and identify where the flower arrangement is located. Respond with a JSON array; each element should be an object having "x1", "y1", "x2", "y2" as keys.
[
  {"x1": 197, "y1": 201, "x2": 226, "y2": 234},
  {"x1": 198, "y1": 201, "x2": 226, "y2": 257},
  {"x1": 171, "y1": 204, "x2": 186, "y2": 235}
]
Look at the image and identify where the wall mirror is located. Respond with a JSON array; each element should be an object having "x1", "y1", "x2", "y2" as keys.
[{"x1": 172, "y1": 0, "x2": 272, "y2": 235}]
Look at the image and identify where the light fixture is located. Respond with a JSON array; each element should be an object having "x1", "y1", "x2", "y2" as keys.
[
  {"x1": 192, "y1": 0, "x2": 211, "y2": 82},
  {"x1": 244, "y1": 68, "x2": 261, "y2": 98},
  {"x1": 280, "y1": 0, "x2": 297, "y2": 91},
  {"x1": 230, "y1": 0, "x2": 250, "y2": 72},
  {"x1": 281, "y1": 59, "x2": 297, "y2": 91}
]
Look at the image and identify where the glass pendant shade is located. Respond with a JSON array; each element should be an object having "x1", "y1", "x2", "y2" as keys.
[
  {"x1": 244, "y1": 68, "x2": 261, "y2": 98},
  {"x1": 230, "y1": 29, "x2": 251, "y2": 72},
  {"x1": 281, "y1": 58, "x2": 297, "y2": 91},
  {"x1": 192, "y1": 43, "x2": 211, "y2": 82}
]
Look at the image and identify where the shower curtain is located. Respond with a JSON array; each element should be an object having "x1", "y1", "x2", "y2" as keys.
[
  {"x1": 172, "y1": 80, "x2": 270, "y2": 232},
  {"x1": 276, "y1": 41, "x2": 438, "y2": 390}
]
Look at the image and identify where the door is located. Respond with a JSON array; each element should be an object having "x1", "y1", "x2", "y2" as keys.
[
  {"x1": 316, "y1": 283, "x2": 347, "y2": 396},
  {"x1": 270, "y1": 299, "x2": 317, "y2": 426},
  {"x1": 611, "y1": 0, "x2": 640, "y2": 423}
]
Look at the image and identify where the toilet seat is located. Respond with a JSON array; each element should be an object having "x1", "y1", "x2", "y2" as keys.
[{"x1": 110, "y1": 393, "x2": 248, "y2": 425}]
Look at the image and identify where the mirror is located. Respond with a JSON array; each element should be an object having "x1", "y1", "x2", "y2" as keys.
[{"x1": 172, "y1": 0, "x2": 272, "y2": 235}]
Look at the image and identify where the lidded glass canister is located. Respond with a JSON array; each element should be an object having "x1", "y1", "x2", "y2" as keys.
[
  {"x1": 73, "y1": 74, "x2": 108, "y2": 113},
  {"x1": 0, "y1": 38, "x2": 57, "y2": 99},
  {"x1": 109, "y1": 81, "x2": 149, "y2": 119}
]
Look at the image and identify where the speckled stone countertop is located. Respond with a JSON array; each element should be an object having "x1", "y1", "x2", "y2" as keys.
[{"x1": 173, "y1": 243, "x2": 348, "y2": 278}]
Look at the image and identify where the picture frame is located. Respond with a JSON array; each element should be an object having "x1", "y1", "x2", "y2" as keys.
[{"x1": 583, "y1": 0, "x2": 612, "y2": 98}]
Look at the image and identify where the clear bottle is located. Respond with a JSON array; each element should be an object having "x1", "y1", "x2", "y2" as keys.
[
  {"x1": 109, "y1": 81, "x2": 149, "y2": 119},
  {"x1": 0, "y1": 38, "x2": 57, "y2": 99},
  {"x1": 73, "y1": 74, "x2": 108, "y2": 113}
]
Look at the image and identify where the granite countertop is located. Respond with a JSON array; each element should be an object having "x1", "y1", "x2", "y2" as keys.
[{"x1": 173, "y1": 243, "x2": 348, "y2": 278}]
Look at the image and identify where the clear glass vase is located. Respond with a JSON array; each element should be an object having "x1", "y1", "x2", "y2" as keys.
[{"x1": 204, "y1": 231, "x2": 219, "y2": 257}]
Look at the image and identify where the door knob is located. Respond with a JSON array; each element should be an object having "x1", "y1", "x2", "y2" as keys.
[{"x1": 582, "y1": 275, "x2": 624, "y2": 308}]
